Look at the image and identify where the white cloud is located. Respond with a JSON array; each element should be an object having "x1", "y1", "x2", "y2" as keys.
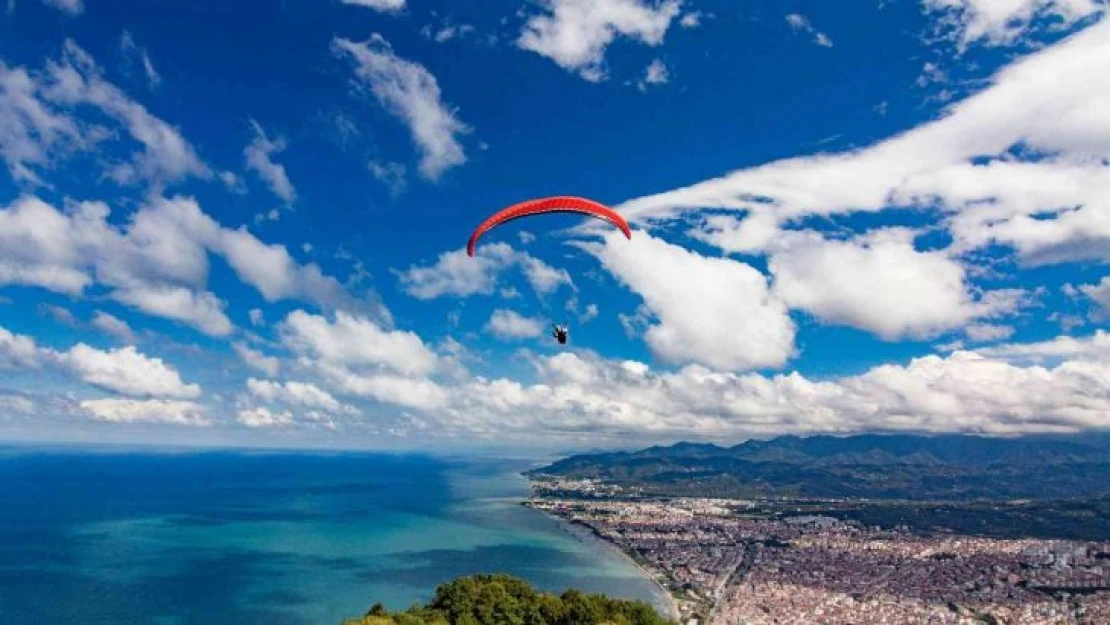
[
  {"x1": 619, "y1": 19, "x2": 1110, "y2": 227},
  {"x1": 40, "y1": 0, "x2": 82, "y2": 15},
  {"x1": 368, "y1": 159, "x2": 406, "y2": 195},
  {"x1": 81, "y1": 398, "x2": 209, "y2": 426},
  {"x1": 58, "y1": 344, "x2": 201, "y2": 398},
  {"x1": 965, "y1": 323, "x2": 1015, "y2": 342},
  {"x1": 90, "y1": 311, "x2": 137, "y2": 343},
  {"x1": 785, "y1": 13, "x2": 834, "y2": 47},
  {"x1": 398, "y1": 243, "x2": 572, "y2": 299},
  {"x1": 976, "y1": 329, "x2": 1110, "y2": 364},
  {"x1": 333, "y1": 35, "x2": 469, "y2": 179},
  {"x1": 486, "y1": 309, "x2": 545, "y2": 340},
  {"x1": 0, "y1": 61, "x2": 83, "y2": 184},
  {"x1": 249, "y1": 308, "x2": 265, "y2": 327},
  {"x1": 923, "y1": 0, "x2": 1105, "y2": 50},
  {"x1": 236, "y1": 406, "x2": 294, "y2": 428},
  {"x1": 119, "y1": 31, "x2": 162, "y2": 90},
  {"x1": 590, "y1": 231, "x2": 796, "y2": 371},
  {"x1": 768, "y1": 228, "x2": 1022, "y2": 340},
  {"x1": 0, "y1": 325, "x2": 40, "y2": 368},
  {"x1": 340, "y1": 0, "x2": 405, "y2": 12},
  {"x1": 638, "y1": 59, "x2": 669, "y2": 90},
  {"x1": 0, "y1": 393, "x2": 35, "y2": 415},
  {"x1": 279, "y1": 310, "x2": 438, "y2": 376},
  {"x1": 612, "y1": 17, "x2": 1110, "y2": 333},
  {"x1": 246, "y1": 377, "x2": 355, "y2": 414},
  {"x1": 1, "y1": 324, "x2": 201, "y2": 400},
  {"x1": 0, "y1": 195, "x2": 358, "y2": 337},
  {"x1": 1080, "y1": 276, "x2": 1110, "y2": 313},
  {"x1": 43, "y1": 40, "x2": 210, "y2": 186},
  {"x1": 431, "y1": 340, "x2": 1110, "y2": 441},
  {"x1": 321, "y1": 366, "x2": 450, "y2": 410},
  {"x1": 521, "y1": 255, "x2": 574, "y2": 295},
  {"x1": 518, "y1": 0, "x2": 683, "y2": 82},
  {"x1": 244, "y1": 119, "x2": 296, "y2": 204},
  {"x1": 233, "y1": 342, "x2": 280, "y2": 376},
  {"x1": 112, "y1": 285, "x2": 232, "y2": 337},
  {"x1": 679, "y1": 11, "x2": 704, "y2": 28},
  {"x1": 39, "y1": 303, "x2": 76, "y2": 326},
  {"x1": 423, "y1": 22, "x2": 477, "y2": 43}
]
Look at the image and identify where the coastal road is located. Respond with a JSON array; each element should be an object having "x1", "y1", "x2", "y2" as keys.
[{"x1": 707, "y1": 544, "x2": 756, "y2": 625}]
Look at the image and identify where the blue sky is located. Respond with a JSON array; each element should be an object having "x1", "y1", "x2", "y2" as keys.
[{"x1": 0, "y1": 0, "x2": 1107, "y2": 451}]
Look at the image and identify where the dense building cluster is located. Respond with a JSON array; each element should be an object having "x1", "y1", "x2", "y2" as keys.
[{"x1": 527, "y1": 481, "x2": 1110, "y2": 625}]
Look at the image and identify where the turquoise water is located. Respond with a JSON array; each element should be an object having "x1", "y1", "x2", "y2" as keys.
[{"x1": 0, "y1": 448, "x2": 667, "y2": 624}]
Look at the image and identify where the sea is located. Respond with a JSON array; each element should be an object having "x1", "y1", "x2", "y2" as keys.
[{"x1": 0, "y1": 447, "x2": 669, "y2": 625}]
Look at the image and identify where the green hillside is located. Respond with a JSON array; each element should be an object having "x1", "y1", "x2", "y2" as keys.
[{"x1": 342, "y1": 574, "x2": 673, "y2": 625}]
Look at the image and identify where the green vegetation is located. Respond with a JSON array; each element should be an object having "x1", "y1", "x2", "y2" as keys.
[
  {"x1": 342, "y1": 574, "x2": 673, "y2": 625},
  {"x1": 531, "y1": 434, "x2": 1110, "y2": 501}
]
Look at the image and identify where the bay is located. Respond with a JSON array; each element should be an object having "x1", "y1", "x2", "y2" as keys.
[{"x1": 0, "y1": 447, "x2": 668, "y2": 624}]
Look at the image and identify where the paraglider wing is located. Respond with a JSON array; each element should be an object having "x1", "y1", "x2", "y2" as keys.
[{"x1": 466, "y1": 196, "x2": 632, "y2": 257}]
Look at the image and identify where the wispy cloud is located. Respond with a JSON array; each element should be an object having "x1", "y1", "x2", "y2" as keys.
[
  {"x1": 333, "y1": 35, "x2": 470, "y2": 180},
  {"x1": 785, "y1": 13, "x2": 834, "y2": 48}
]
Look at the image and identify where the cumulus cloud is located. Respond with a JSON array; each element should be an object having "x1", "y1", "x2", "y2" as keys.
[
  {"x1": 236, "y1": 406, "x2": 294, "y2": 428},
  {"x1": 638, "y1": 59, "x2": 669, "y2": 90},
  {"x1": 785, "y1": 13, "x2": 834, "y2": 47},
  {"x1": 486, "y1": 309, "x2": 545, "y2": 340},
  {"x1": 398, "y1": 243, "x2": 572, "y2": 299},
  {"x1": 768, "y1": 229, "x2": 1023, "y2": 340},
  {"x1": 244, "y1": 120, "x2": 296, "y2": 204},
  {"x1": 233, "y1": 342, "x2": 280, "y2": 376},
  {"x1": 975, "y1": 329, "x2": 1110, "y2": 364},
  {"x1": 246, "y1": 377, "x2": 355, "y2": 414},
  {"x1": 1080, "y1": 276, "x2": 1110, "y2": 313},
  {"x1": 81, "y1": 398, "x2": 209, "y2": 425},
  {"x1": 0, "y1": 325, "x2": 40, "y2": 368},
  {"x1": 0, "y1": 195, "x2": 359, "y2": 336},
  {"x1": 518, "y1": 0, "x2": 683, "y2": 82},
  {"x1": 333, "y1": 35, "x2": 469, "y2": 179},
  {"x1": 426, "y1": 339, "x2": 1110, "y2": 442},
  {"x1": 58, "y1": 344, "x2": 201, "y2": 398},
  {"x1": 90, "y1": 311, "x2": 137, "y2": 343},
  {"x1": 964, "y1": 323, "x2": 1015, "y2": 343},
  {"x1": 603, "y1": 18, "x2": 1110, "y2": 349},
  {"x1": 590, "y1": 231, "x2": 796, "y2": 371},
  {"x1": 340, "y1": 0, "x2": 405, "y2": 12},
  {"x1": 279, "y1": 310, "x2": 437, "y2": 376},
  {"x1": 321, "y1": 366, "x2": 450, "y2": 411},
  {"x1": 923, "y1": 0, "x2": 1105, "y2": 50}
]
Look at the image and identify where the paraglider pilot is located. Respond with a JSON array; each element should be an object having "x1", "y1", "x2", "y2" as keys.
[{"x1": 552, "y1": 322, "x2": 569, "y2": 345}]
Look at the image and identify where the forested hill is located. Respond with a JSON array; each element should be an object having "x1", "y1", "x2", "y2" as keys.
[
  {"x1": 342, "y1": 574, "x2": 671, "y2": 625},
  {"x1": 528, "y1": 433, "x2": 1110, "y2": 500}
]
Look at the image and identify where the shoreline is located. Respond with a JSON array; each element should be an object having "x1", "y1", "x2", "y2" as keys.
[{"x1": 524, "y1": 500, "x2": 684, "y2": 623}]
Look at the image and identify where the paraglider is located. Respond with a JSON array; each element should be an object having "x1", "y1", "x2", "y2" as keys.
[
  {"x1": 466, "y1": 196, "x2": 631, "y2": 257},
  {"x1": 467, "y1": 197, "x2": 629, "y2": 348},
  {"x1": 552, "y1": 321, "x2": 569, "y2": 345}
]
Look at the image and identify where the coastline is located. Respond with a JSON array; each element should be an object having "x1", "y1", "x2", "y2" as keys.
[{"x1": 523, "y1": 499, "x2": 684, "y2": 623}]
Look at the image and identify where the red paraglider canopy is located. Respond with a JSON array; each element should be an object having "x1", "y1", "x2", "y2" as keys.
[{"x1": 467, "y1": 196, "x2": 632, "y2": 257}]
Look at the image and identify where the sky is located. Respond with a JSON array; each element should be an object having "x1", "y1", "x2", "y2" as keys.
[{"x1": 0, "y1": 0, "x2": 1108, "y2": 452}]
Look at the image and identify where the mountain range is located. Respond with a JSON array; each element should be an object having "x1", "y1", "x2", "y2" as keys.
[{"x1": 530, "y1": 434, "x2": 1110, "y2": 500}]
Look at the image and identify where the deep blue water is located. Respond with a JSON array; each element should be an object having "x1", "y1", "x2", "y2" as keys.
[{"x1": 0, "y1": 448, "x2": 666, "y2": 625}]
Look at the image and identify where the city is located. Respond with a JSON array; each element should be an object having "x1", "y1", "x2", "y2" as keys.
[{"x1": 528, "y1": 478, "x2": 1110, "y2": 625}]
